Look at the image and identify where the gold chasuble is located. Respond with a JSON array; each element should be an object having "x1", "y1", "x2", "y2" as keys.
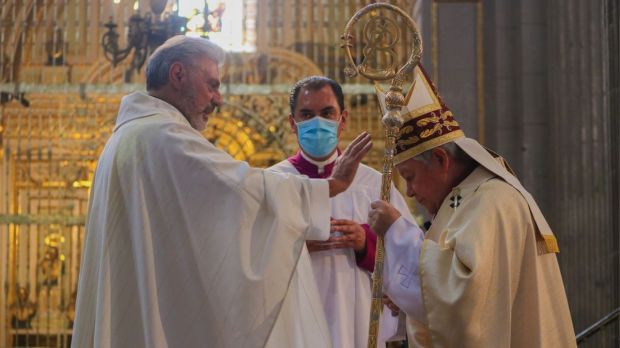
[
  {"x1": 377, "y1": 66, "x2": 576, "y2": 347},
  {"x1": 417, "y1": 164, "x2": 575, "y2": 347}
]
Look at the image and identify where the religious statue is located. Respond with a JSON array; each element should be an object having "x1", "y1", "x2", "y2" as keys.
[
  {"x1": 186, "y1": 8, "x2": 207, "y2": 35},
  {"x1": 9, "y1": 287, "x2": 37, "y2": 328},
  {"x1": 206, "y1": 2, "x2": 226, "y2": 32},
  {"x1": 38, "y1": 246, "x2": 62, "y2": 287},
  {"x1": 32, "y1": 245, "x2": 66, "y2": 330}
]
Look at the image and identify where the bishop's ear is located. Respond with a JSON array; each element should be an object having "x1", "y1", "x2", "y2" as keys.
[{"x1": 431, "y1": 147, "x2": 451, "y2": 171}]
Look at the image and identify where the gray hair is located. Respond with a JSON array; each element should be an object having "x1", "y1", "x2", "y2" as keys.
[
  {"x1": 413, "y1": 142, "x2": 471, "y2": 164},
  {"x1": 146, "y1": 35, "x2": 225, "y2": 91}
]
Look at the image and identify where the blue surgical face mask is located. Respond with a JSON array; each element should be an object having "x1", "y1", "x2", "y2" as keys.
[{"x1": 295, "y1": 116, "x2": 340, "y2": 159}]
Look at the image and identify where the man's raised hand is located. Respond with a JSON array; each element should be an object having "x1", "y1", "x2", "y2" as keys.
[{"x1": 328, "y1": 132, "x2": 372, "y2": 197}]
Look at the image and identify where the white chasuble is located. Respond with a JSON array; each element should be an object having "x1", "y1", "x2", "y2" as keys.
[
  {"x1": 72, "y1": 92, "x2": 332, "y2": 348},
  {"x1": 384, "y1": 166, "x2": 575, "y2": 348},
  {"x1": 269, "y1": 160, "x2": 419, "y2": 348}
]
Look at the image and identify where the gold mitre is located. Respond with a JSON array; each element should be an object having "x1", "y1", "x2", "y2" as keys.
[
  {"x1": 375, "y1": 64, "x2": 465, "y2": 165},
  {"x1": 376, "y1": 66, "x2": 560, "y2": 254}
]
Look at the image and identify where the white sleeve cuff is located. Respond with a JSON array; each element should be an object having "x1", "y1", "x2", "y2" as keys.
[
  {"x1": 383, "y1": 216, "x2": 427, "y2": 323},
  {"x1": 385, "y1": 216, "x2": 414, "y2": 242}
]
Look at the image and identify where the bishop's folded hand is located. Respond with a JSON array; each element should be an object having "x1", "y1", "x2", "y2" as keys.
[
  {"x1": 382, "y1": 295, "x2": 400, "y2": 317},
  {"x1": 368, "y1": 200, "x2": 401, "y2": 237}
]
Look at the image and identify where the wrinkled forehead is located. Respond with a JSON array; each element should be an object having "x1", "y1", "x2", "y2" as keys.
[
  {"x1": 187, "y1": 56, "x2": 220, "y2": 77},
  {"x1": 396, "y1": 158, "x2": 426, "y2": 177}
]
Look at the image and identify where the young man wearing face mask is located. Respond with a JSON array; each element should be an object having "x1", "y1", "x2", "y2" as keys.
[{"x1": 267, "y1": 76, "x2": 422, "y2": 348}]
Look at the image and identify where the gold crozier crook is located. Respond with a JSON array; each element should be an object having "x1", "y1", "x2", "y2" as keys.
[{"x1": 341, "y1": 3, "x2": 422, "y2": 348}]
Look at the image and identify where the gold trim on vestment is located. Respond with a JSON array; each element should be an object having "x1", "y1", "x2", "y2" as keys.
[
  {"x1": 394, "y1": 130, "x2": 465, "y2": 165},
  {"x1": 544, "y1": 234, "x2": 559, "y2": 253},
  {"x1": 400, "y1": 71, "x2": 442, "y2": 122},
  {"x1": 374, "y1": 68, "x2": 442, "y2": 123}
]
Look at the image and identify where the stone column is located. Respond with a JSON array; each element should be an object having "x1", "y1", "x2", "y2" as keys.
[{"x1": 547, "y1": 0, "x2": 619, "y2": 345}]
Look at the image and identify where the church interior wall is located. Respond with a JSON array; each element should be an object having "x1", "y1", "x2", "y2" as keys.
[{"x1": 0, "y1": 0, "x2": 617, "y2": 346}]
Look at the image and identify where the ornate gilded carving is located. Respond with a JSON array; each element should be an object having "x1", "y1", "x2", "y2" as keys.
[
  {"x1": 359, "y1": 16, "x2": 399, "y2": 80},
  {"x1": 0, "y1": 1, "x2": 403, "y2": 345}
]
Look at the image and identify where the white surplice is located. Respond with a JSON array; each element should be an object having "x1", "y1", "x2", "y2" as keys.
[
  {"x1": 269, "y1": 159, "x2": 419, "y2": 348},
  {"x1": 71, "y1": 91, "x2": 333, "y2": 348}
]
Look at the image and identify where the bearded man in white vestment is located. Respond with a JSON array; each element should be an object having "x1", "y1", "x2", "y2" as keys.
[
  {"x1": 71, "y1": 36, "x2": 373, "y2": 348},
  {"x1": 368, "y1": 65, "x2": 576, "y2": 347},
  {"x1": 267, "y1": 76, "x2": 420, "y2": 348}
]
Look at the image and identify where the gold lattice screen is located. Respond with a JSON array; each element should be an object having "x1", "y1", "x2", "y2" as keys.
[{"x1": 0, "y1": 1, "x2": 416, "y2": 346}]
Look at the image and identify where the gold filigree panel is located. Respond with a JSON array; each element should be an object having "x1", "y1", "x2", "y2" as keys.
[{"x1": 0, "y1": 2, "x2": 408, "y2": 346}]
